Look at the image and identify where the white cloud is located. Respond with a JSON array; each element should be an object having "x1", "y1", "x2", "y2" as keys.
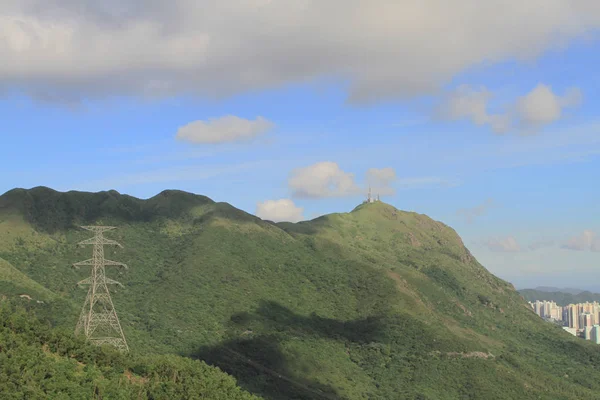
[
  {"x1": 438, "y1": 84, "x2": 583, "y2": 134},
  {"x1": 176, "y1": 115, "x2": 274, "y2": 144},
  {"x1": 255, "y1": 198, "x2": 304, "y2": 223},
  {"x1": 562, "y1": 230, "x2": 600, "y2": 252},
  {"x1": 438, "y1": 85, "x2": 511, "y2": 133},
  {"x1": 289, "y1": 162, "x2": 453, "y2": 199},
  {"x1": 486, "y1": 236, "x2": 521, "y2": 252},
  {"x1": 516, "y1": 84, "x2": 582, "y2": 130},
  {"x1": 2, "y1": 1, "x2": 600, "y2": 103},
  {"x1": 457, "y1": 198, "x2": 495, "y2": 223},
  {"x1": 289, "y1": 162, "x2": 360, "y2": 198},
  {"x1": 366, "y1": 167, "x2": 397, "y2": 196}
]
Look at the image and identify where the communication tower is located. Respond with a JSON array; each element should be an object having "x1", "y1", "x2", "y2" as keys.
[
  {"x1": 73, "y1": 226, "x2": 129, "y2": 352},
  {"x1": 365, "y1": 186, "x2": 379, "y2": 203}
]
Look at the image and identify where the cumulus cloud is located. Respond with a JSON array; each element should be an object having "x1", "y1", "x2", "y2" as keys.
[
  {"x1": 562, "y1": 230, "x2": 600, "y2": 252},
  {"x1": 176, "y1": 115, "x2": 274, "y2": 144},
  {"x1": 516, "y1": 84, "x2": 582, "y2": 130},
  {"x1": 486, "y1": 236, "x2": 521, "y2": 253},
  {"x1": 457, "y1": 198, "x2": 495, "y2": 223},
  {"x1": 289, "y1": 162, "x2": 360, "y2": 198},
  {"x1": 366, "y1": 167, "x2": 397, "y2": 196},
  {"x1": 288, "y1": 163, "x2": 453, "y2": 199},
  {"x1": 438, "y1": 86, "x2": 511, "y2": 133},
  {"x1": 256, "y1": 199, "x2": 304, "y2": 223},
  {"x1": 438, "y1": 84, "x2": 582, "y2": 134},
  {"x1": 2, "y1": 1, "x2": 600, "y2": 103}
]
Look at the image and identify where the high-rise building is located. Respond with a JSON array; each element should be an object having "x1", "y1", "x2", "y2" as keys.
[
  {"x1": 580, "y1": 312, "x2": 593, "y2": 329},
  {"x1": 533, "y1": 300, "x2": 543, "y2": 316},
  {"x1": 529, "y1": 300, "x2": 563, "y2": 321},
  {"x1": 592, "y1": 325, "x2": 600, "y2": 344},
  {"x1": 567, "y1": 305, "x2": 579, "y2": 330}
]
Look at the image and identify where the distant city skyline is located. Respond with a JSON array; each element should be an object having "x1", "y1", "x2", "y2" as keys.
[
  {"x1": 530, "y1": 300, "x2": 600, "y2": 343},
  {"x1": 2, "y1": 1, "x2": 600, "y2": 290}
]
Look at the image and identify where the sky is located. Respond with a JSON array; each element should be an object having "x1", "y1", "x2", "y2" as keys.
[{"x1": 1, "y1": 0, "x2": 600, "y2": 291}]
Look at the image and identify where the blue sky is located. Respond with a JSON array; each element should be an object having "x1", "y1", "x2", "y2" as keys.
[{"x1": 1, "y1": 1, "x2": 600, "y2": 290}]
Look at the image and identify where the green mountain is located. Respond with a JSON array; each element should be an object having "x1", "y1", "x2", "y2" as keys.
[
  {"x1": 520, "y1": 288, "x2": 600, "y2": 307},
  {"x1": 2, "y1": 186, "x2": 600, "y2": 399}
]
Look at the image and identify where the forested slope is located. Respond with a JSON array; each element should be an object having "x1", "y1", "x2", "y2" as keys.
[
  {"x1": 2, "y1": 187, "x2": 600, "y2": 399},
  {"x1": 0, "y1": 300, "x2": 260, "y2": 399}
]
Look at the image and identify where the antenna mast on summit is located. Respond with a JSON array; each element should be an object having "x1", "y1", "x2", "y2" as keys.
[{"x1": 73, "y1": 226, "x2": 129, "y2": 352}]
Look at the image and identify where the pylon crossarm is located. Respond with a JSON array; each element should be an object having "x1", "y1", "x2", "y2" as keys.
[
  {"x1": 77, "y1": 237, "x2": 123, "y2": 247},
  {"x1": 104, "y1": 259, "x2": 128, "y2": 269},
  {"x1": 77, "y1": 277, "x2": 123, "y2": 287},
  {"x1": 77, "y1": 277, "x2": 92, "y2": 286},
  {"x1": 73, "y1": 258, "x2": 128, "y2": 269},
  {"x1": 80, "y1": 226, "x2": 116, "y2": 232}
]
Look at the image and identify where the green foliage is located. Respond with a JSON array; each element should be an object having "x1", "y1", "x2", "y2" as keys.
[
  {"x1": 0, "y1": 257, "x2": 55, "y2": 300},
  {"x1": 422, "y1": 265, "x2": 465, "y2": 296},
  {"x1": 2, "y1": 188, "x2": 600, "y2": 399},
  {"x1": 0, "y1": 301, "x2": 260, "y2": 399}
]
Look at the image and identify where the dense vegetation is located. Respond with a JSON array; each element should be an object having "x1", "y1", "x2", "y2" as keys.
[
  {"x1": 2, "y1": 187, "x2": 600, "y2": 399},
  {"x1": 0, "y1": 300, "x2": 260, "y2": 399},
  {"x1": 519, "y1": 288, "x2": 600, "y2": 306}
]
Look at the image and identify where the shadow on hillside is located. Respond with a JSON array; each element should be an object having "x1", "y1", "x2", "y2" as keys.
[
  {"x1": 196, "y1": 335, "x2": 345, "y2": 400},
  {"x1": 192, "y1": 301, "x2": 387, "y2": 400},
  {"x1": 234, "y1": 300, "x2": 385, "y2": 343}
]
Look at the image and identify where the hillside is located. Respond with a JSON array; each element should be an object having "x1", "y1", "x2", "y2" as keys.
[
  {"x1": 0, "y1": 256, "x2": 55, "y2": 300},
  {"x1": 0, "y1": 299, "x2": 260, "y2": 399},
  {"x1": 2, "y1": 187, "x2": 600, "y2": 399},
  {"x1": 520, "y1": 288, "x2": 600, "y2": 306}
]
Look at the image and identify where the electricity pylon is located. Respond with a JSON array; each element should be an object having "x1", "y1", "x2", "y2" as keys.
[{"x1": 73, "y1": 226, "x2": 129, "y2": 352}]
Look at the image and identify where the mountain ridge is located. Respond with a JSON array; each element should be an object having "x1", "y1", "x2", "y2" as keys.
[
  {"x1": 519, "y1": 288, "x2": 600, "y2": 306},
  {"x1": 2, "y1": 187, "x2": 600, "y2": 399}
]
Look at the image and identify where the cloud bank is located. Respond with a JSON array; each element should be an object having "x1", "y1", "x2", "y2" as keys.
[
  {"x1": 2, "y1": 1, "x2": 600, "y2": 102},
  {"x1": 562, "y1": 230, "x2": 600, "y2": 252}
]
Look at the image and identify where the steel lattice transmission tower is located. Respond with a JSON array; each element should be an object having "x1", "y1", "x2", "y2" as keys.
[{"x1": 73, "y1": 226, "x2": 129, "y2": 352}]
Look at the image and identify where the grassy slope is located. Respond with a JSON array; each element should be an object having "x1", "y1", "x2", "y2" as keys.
[
  {"x1": 1, "y1": 187, "x2": 600, "y2": 399},
  {"x1": 0, "y1": 257, "x2": 55, "y2": 300}
]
